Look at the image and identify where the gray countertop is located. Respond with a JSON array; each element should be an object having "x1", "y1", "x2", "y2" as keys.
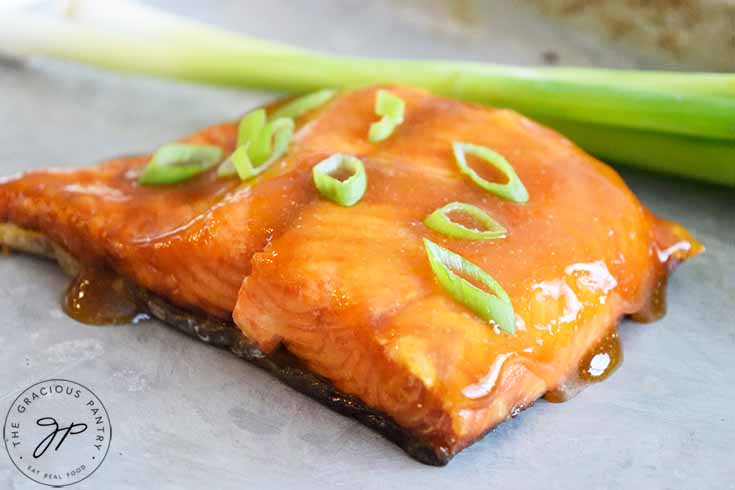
[{"x1": 1, "y1": 1, "x2": 733, "y2": 489}]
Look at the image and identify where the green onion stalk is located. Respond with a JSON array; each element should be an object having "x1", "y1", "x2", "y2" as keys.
[{"x1": 1, "y1": 0, "x2": 733, "y2": 186}]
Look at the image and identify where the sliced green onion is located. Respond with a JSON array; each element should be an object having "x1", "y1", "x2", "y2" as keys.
[
  {"x1": 453, "y1": 142, "x2": 529, "y2": 203},
  {"x1": 237, "y1": 108, "x2": 267, "y2": 147},
  {"x1": 216, "y1": 143, "x2": 259, "y2": 180},
  {"x1": 139, "y1": 143, "x2": 222, "y2": 185},
  {"x1": 423, "y1": 238, "x2": 515, "y2": 334},
  {"x1": 368, "y1": 90, "x2": 405, "y2": 143},
  {"x1": 216, "y1": 154, "x2": 238, "y2": 178},
  {"x1": 312, "y1": 154, "x2": 367, "y2": 207},
  {"x1": 219, "y1": 110, "x2": 294, "y2": 180},
  {"x1": 269, "y1": 89, "x2": 336, "y2": 120},
  {"x1": 248, "y1": 117, "x2": 294, "y2": 166},
  {"x1": 424, "y1": 202, "x2": 506, "y2": 240}
]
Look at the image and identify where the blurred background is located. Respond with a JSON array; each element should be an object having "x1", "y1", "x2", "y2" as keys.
[
  {"x1": 427, "y1": 0, "x2": 735, "y2": 70},
  {"x1": 143, "y1": 0, "x2": 735, "y2": 70}
]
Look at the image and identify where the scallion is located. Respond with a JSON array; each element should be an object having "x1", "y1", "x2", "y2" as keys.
[
  {"x1": 530, "y1": 115, "x2": 735, "y2": 186},
  {"x1": 237, "y1": 108, "x2": 267, "y2": 147},
  {"x1": 248, "y1": 117, "x2": 294, "y2": 166},
  {"x1": 269, "y1": 89, "x2": 336, "y2": 120},
  {"x1": 424, "y1": 202, "x2": 506, "y2": 240},
  {"x1": 138, "y1": 143, "x2": 222, "y2": 185},
  {"x1": 5, "y1": 0, "x2": 734, "y2": 186},
  {"x1": 218, "y1": 110, "x2": 294, "y2": 180},
  {"x1": 368, "y1": 90, "x2": 405, "y2": 143},
  {"x1": 453, "y1": 142, "x2": 528, "y2": 203},
  {"x1": 216, "y1": 143, "x2": 254, "y2": 180},
  {"x1": 312, "y1": 154, "x2": 367, "y2": 207},
  {"x1": 423, "y1": 238, "x2": 515, "y2": 334}
]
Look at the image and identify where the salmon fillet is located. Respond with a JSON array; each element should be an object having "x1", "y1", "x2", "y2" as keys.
[{"x1": 0, "y1": 86, "x2": 700, "y2": 463}]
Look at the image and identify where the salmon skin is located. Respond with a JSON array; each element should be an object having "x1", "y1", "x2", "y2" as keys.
[{"x1": 0, "y1": 86, "x2": 700, "y2": 464}]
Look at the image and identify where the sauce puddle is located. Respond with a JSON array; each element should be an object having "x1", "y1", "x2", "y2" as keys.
[
  {"x1": 544, "y1": 328, "x2": 623, "y2": 403},
  {"x1": 63, "y1": 268, "x2": 141, "y2": 325},
  {"x1": 543, "y1": 272, "x2": 671, "y2": 403}
]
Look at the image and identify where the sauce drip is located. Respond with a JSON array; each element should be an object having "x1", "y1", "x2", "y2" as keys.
[
  {"x1": 63, "y1": 268, "x2": 140, "y2": 325},
  {"x1": 630, "y1": 277, "x2": 668, "y2": 323},
  {"x1": 544, "y1": 328, "x2": 623, "y2": 403}
]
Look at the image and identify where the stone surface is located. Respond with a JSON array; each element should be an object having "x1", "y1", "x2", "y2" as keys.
[{"x1": 1, "y1": 1, "x2": 733, "y2": 489}]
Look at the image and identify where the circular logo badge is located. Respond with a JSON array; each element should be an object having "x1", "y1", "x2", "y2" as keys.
[{"x1": 3, "y1": 379, "x2": 111, "y2": 487}]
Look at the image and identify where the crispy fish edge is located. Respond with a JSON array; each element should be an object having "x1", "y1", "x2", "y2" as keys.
[{"x1": 132, "y1": 286, "x2": 458, "y2": 465}]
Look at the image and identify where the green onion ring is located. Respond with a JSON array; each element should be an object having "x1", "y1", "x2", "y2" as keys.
[
  {"x1": 423, "y1": 238, "x2": 515, "y2": 334},
  {"x1": 424, "y1": 202, "x2": 506, "y2": 240},
  {"x1": 452, "y1": 142, "x2": 529, "y2": 203},
  {"x1": 312, "y1": 154, "x2": 367, "y2": 207},
  {"x1": 248, "y1": 117, "x2": 294, "y2": 166},
  {"x1": 219, "y1": 111, "x2": 295, "y2": 180},
  {"x1": 270, "y1": 89, "x2": 336, "y2": 120},
  {"x1": 368, "y1": 90, "x2": 405, "y2": 143},
  {"x1": 237, "y1": 108, "x2": 267, "y2": 147},
  {"x1": 139, "y1": 143, "x2": 222, "y2": 185},
  {"x1": 217, "y1": 143, "x2": 259, "y2": 180}
]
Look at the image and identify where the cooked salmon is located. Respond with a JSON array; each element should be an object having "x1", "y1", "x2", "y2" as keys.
[{"x1": 0, "y1": 86, "x2": 700, "y2": 463}]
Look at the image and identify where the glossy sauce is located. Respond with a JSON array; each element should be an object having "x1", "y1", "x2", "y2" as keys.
[
  {"x1": 543, "y1": 259, "x2": 671, "y2": 404},
  {"x1": 544, "y1": 328, "x2": 623, "y2": 403},
  {"x1": 229, "y1": 87, "x2": 702, "y2": 451},
  {"x1": 63, "y1": 268, "x2": 141, "y2": 325},
  {"x1": 0, "y1": 86, "x2": 702, "y2": 457}
]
